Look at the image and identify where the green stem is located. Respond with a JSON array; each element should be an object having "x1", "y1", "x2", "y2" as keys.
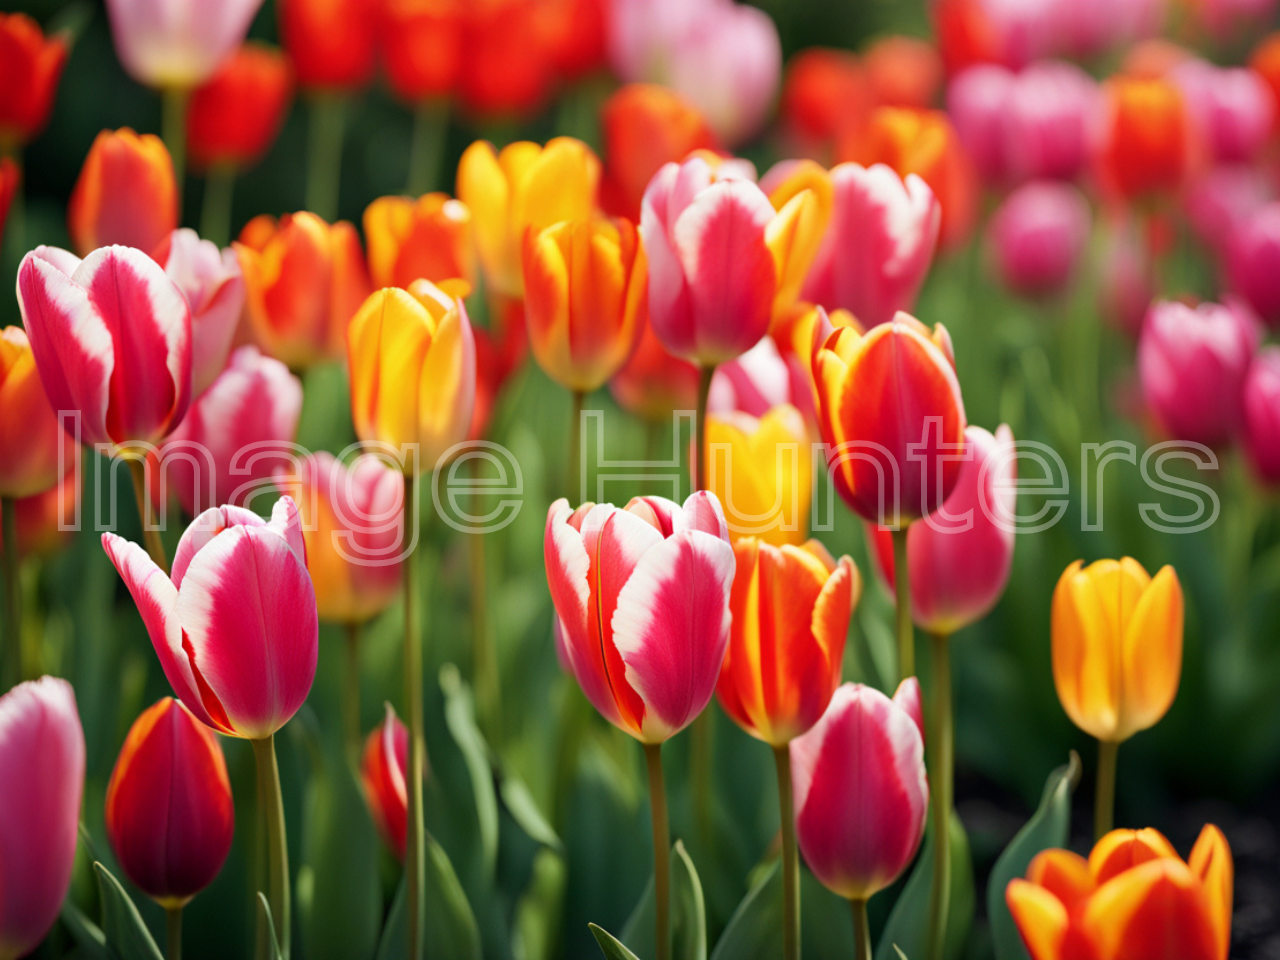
[
  {"x1": 305, "y1": 97, "x2": 347, "y2": 223},
  {"x1": 127, "y1": 457, "x2": 168, "y2": 573},
  {"x1": 568, "y1": 390, "x2": 585, "y2": 502},
  {"x1": 2, "y1": 496, "x2": 19, "y2": 690},
  {"x1": 695, "y1": 365, "x2": 714, "y2": 494},
  {"x1": 891, "y1": 526, "x2": 914, "y2": 680},
  {"x1": 251, "y1": 735, "x2": 290, "y2": 960},
  {"x1": 406, "y1": 99, "x2": 450, "y2": 197},
  {"x1": 774, "y1": 746, "x2": 800, "y2": 960},
  {"x1": 925, "y1": 633, "x2": 953, "y2": 960},
  {"x1": 850, "y1": 898, "x2": 870, "y2": 960},
  {"x1": 166, "y1": 905, "x2": 183, "y2": 960},
  {"x1": 403, "y1": 473, "x2": 425, "y2": 960},
  {"x1": 1095, "y1": 739, "x2": 1119, "y2": 840},
  {"x1": 644, "y1": 742, "x2": 671, "y2": 960},
  {"x1": 199, "y1": 163, "x2": 237, "y2": 248},
  {"x1": 469, "y1": 505, "x2": 501, "y2": 746},
  {"x1": 344, "y1": 621, "x2": 362, "y2": 770},
  {"x1": 161, "y1": 87, "x2": 189, "y2": 218}
]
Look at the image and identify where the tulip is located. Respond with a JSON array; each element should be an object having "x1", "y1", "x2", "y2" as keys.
[
  {"x1": 456, "y1": 0, "x2": 557, "y2": 118},
  {"x1": 1095, "y1": 76, "x2": 1191, "y2": 201},
  {"x1": 933, "y1": 0, "x2": 1055, "y2": 71},
  {"x1": 1226, "y1": 202, "x2": 1280, "y2": 327},
  {"x1": 0, "y1": 467, "x2": 79, "y2": 564},
  {"x1": 0, "y1": 159, "x2": 16, "y2": 244},
  {"x1": 0, "y1": 677, "x2": 85, "y2": 960},
  {"x1": 67, "y1": 128, "x2": 178, "y2": 257},
  {"x1": 791, "y1": 680, "x2": 928, "y2": 958},
  {"x1": 0, "y1": 13, "x2": 68, "y2": 151},
  {"x1": 279, "y1": 0, "x2": 378, "y2": 91},
  {"x1": 364, "y1": 193, "x2": 475, "y2": 290},
  {"x1": 864, "y1": 35, "x2": 942, "y2": 109},
  {"x1": 1250, "y1": 32, "x2": 1280, "y2": 133},
  {"x1": 989, "y1": 181, "x2": 1091, "y2": 300},
  {"x1": 709, "y1": 335, "x2": 812, "y2": 422},
  {"x1": 780, "y1": 47, "x2": 870, "y2": 155},
  {"x1": 1184, "y1": 165, "x2": 1273, "y2": 257},
  {"x1": 1195, "y1": 0, "x2": 1277, "y2": 40},
  {"x1": 1004, "y1": 61, "x2": 1100, "y2": 184},
  {"x1": 540, "y1": 0, "x2": 607, "y2": 82},
  {"x1": 104, "y1": 0, "x2": 263, "y2": 90},
  {"x1": 1098, "y1": 213, "x2": 1154, "y2": 338},
  {"x1": 609, "y1": 320, "x2": 701, "y2": 423},
  {"x1": 235, "y1": 212, "x2": 373, "y2": 370},
  {"x1": 1137, "y1": 299, "x2": 1257, "y2": 447},
  {"x1": 1007, "y1": 824, "x2": 1232, "y2": 960},
  {"x1": 1171, "y1": 60, "x2": 1273, "y2": 165},
  {"x1": 187, "y1": 43, "x2": 293, "y2": 172},
  {"x1": 1243, "y1": 346, "x2": 1280, "y2": 485},
  {"x1": 456, "y1": 137, "x2": 600, "y2": 298},
  {"x1": 0, "y1": 326, "x2": 75, "y2": 499},
  {"x1": 360, "y1": 704, "x2": 411, "y2": 858},
  {"x1": 105, "y1": 698, "x2": 234, "y2": 909},
  {"x1": 762, "y1": 160, "x2": 834, "y2": 323},
  {"x1": 802, "y1": 163, "x2": 940, "y2": 328},
  {"x1": 946, "y1": 65, "x2": 1015, "y2": 185},
  {"x1": 380, "y1": 0, "x2": 462, "y2": 104},
  {"x1": 470, "y1": 302, "x2": 527, "y2": 440}
]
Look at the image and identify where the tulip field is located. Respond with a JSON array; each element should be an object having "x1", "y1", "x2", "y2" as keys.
[{"x1": 6, "y1": 0, "x2": 1280, "y2": 958}]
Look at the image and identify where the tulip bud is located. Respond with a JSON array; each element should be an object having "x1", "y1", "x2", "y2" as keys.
[
  {"x1": 361, "y1": 704, "x2": 412, "y2": 858},
  {"x1": 102, "y1": 498, "x2": 319, "y2": 740},
  {"x1": 67, "y1": 129, "x2": 178, "y2": 257},
  {"x1": 187, "y1": 43, "x2": 293, "y2": 172},
  {"x1": 609, "y1": 320, "x2": 701, "y2": 423},
  {"x1": 235, "y1": 212, "x2": 373, "y2": 370},
  {"x1": 364, "y1": 193, "x2": 475, "y2": 290},
  {"x1": 780, "y1": 48, "x2": 870, "y2": 152},
  {"x1": 864, "y1": 35, "x2": 942, "y2": 110},
  {"x1": 989, "y1": 181, "x2": 1091, "y2": 300},
  {"x1": 0, "y1": 13, "x2": 68, "y2": 151},
  {"x1": 1171, "y1": 60, "x2": 1273, "y2": 165},
  {"x1": 1052, "y1": 557, "x2": 1183, "y2": 744},
  {"x1": 105, "y1": 698, "x2": 234, "y2": 906},
  {"x1": 104, "y1": 0, "x2": 264, "y2": 90},
  {"x1": 717, "y1": 538, "x2": 859, "y2": 745},
  {"x1": 17, "y1": 244, "x2": 192, "y2": 455},
  {"x1": 1226, "y1": 202, "x2": 1280, "y2": 328},
  {"x1": 0, "y1": 326, "x2": 75, "y2": 498},
  {"x1": 380, "y1": 0, "x2": 462, "y2": 104},
  {"x1": 790, "y1": 681, "x2": 928, "y2": 902},
  {"x1": 455, "y1": 0, "x2": 557, "y2": 118},
  {"x1": 1138, "y1": 299, "x2": 1258, "y2": 447},
  {"x1": 1243, "y1": 346, "x2": 1280, "y2": 485},
  {"x1": 1096, "y1": 77, "x2": 1192, "y2": 201},
  {"x1": 347, "y1": 283, "x2": 476, "y2": 473},
  {"x1": 0, "y1": 677, "x2": 85, "y2": 960},
  {"x1": 544, "y1": 491, "x2": 735, "y2": 743},
  {"x1": 279, "y1": 0, "x2": 378, "y2": 91}
]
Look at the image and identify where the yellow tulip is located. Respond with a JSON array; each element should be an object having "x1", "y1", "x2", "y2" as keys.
[{"x1": 764, "y1": 159, "x2": 832, "y2": 324}]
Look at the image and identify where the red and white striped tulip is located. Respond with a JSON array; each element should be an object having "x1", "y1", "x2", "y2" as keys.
[{"x1": 360, "y1": 703, "x2": 411, "y2": 859}]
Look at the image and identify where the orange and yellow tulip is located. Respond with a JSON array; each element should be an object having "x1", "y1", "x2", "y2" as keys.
[
  {"x1": 0, "y1": 326, "x2": 74, "y2": 499},
  {"x1": 364, "y1": 193, "x2": 475, "y2": 291},
  {"x1": 67, "y1": 128, "x2": 177, "y2": 256},
  {"x1": 763, "y1": 159, "x2": 833, "y2": 325},
  {"x1": 1007, "y1": 825, "x2": 1232, "y2": 960}
]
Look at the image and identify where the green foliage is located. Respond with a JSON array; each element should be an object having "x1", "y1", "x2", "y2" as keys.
[
  {"x1": 589, "y1": 924, "x2": 643, "y2": 960},
  {"x1": 875, "y1": 813, "x2": 974, "y2": 960},
  {"x1": 92, "y1": 862, "x2": 162, "y2": 960},
  {"x1": 375, "y1": 833, "x2": 482, "y2": 960},
  {"x1": 708, "y1": 860, "x2": 782, "y2": 960},
  {"x1": 621, "y1": 841, "x2": 708, "y2": 960}
]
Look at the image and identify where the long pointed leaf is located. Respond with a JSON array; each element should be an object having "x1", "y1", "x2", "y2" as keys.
[
  {"x1": 93, "y1": 862, "x2": 163, "y2": 960},
  {"x1": 874, "y1": 812, "x2": 974, "y2": 960}
]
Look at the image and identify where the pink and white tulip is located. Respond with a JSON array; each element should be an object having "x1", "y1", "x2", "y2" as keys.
[
  {"x1": 102, "y1": 497, "x2": 318, "y2": 740},
  {"x1": 1227, "y1": 202, "x2": 1280, "y2": 328},
  {"x1": 802, "y1": 164, "x2": 940, "y2": 328},
  {"x1": 989, "y1": 181, "x2": 1091, "y2": 299},
  {"x1": 17, "y1": 244, "x2": 192, "y2": 454},
  {"x1": 790, "y1": 680, "x2": 928, "y2": 901},
  {"x1": 708, "y1": 336, "x2": 812, "y2": 422},
  {"x1": 156, "y1": 229, "x2": 245, "y2": 397},
  {"x1": 1243, "y1": 346, "x2": 1280, "y2": 485},
  {"x1": 1171, "y1": 60, "x2": 1274, "y2": 164},
  {"x1": 0, "y1": 677, "x2": 85, "y2": 960},
  {"x1": 105, "y1": 0, "x2": 266, "y2": 89},
  {"x1": 544, "y1": 491, "x2": 735, "y2": 743},
  {"x1": 1185, "y1": 165, "x2": 1274, "y2": 257}
]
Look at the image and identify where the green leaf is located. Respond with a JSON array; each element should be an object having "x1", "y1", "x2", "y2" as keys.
[
  {"x1": 708, "y1": 859, "x2": 782, "y2": 960},
  {"x1": 440, "y1": 665, "x2": 499, "y2": 878},
  {"x1": 622, "y1": 840, "x2": 707, "y2": 960},
  {"x1": 874, "y1": 812, "x2": 974, "y2": 960},
  {"x1": 92, "y1": 862, "x2": 163, "y2": 960},
  {"x1": 258, "y1": 894, "x2": 285, "y2": 960},
  {"x1": 513, "y1": 849, "x2": 568, "y2": 960},
  {"x1": 60, "y1": 900, "x2": 109, "y2": 959},
  {"x1": 590, "y1": 923, "x2": 642, "y2": 960},
  {"x1": 500, "y1": 772, "x2": 562, "y2": 851},
  {"x1": 987, "y1": 752, "x2": 1082, "y2": 960},
  {"x1": 376, "y1": 832, "x2": 482, "y2": 960},
  {"x1": 893, "y1": 948, "x2": 910, "y2": 960}
]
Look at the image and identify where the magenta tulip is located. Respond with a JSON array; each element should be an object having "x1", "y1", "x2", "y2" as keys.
[
  {"x1": 1185, "y1": 165, "x2": 1274, "y2": 256},
  {"x1": 802, "y1": 164, "x2": 940, "y2": 328},
  {"x1": 790, "y1": 679, "x2": 928, "y2": 901},
  {"x1": 1227, "y1": 202, "x2": 1280, "y2": 327},
  {"x1": 1003, "y1": 61, "x2": 1100, "y2": 183},
  {"x1": 544, "y1": 490, "x2": 735, "y2": 743},
  {"x1": 989, "y1": 181, "x2": 1091, "y2": 300},
  {"x1": 17, "y1": 244, "x2": 192, "y2": 454},
  {"x1": 947, "y1": 65, "x2": 1014, "y2": 185},
  {"x1": 102, "y1": 497, "x2": 318, "y2": 739},
  {"x1": 155, "y1": 345, "x2": 302, "y2": 516},
  {"x1": 1138, "y1": 299, "x2": 1259, "y2": 447},
  {"x1": 0, "y1": 677, "x2": 85, "y2": 960},
  {"x1": 1098, "y1": 213, "x2": 1154, "y2": 338},
  {"x1": 1243, "y1": 346, "x2": 1280, "y2": 484},
  {"x1": 104, "y1": 0, "x2": 265, "y2": 89},
  {"x1": 157, "y1": 228, "x2": 245, "y2": 397},
  {"x1": 1172, "y1": 60, "x2": 1274, "y2": 164}
]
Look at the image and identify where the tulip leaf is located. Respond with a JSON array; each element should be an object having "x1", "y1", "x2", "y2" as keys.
[
  {"x1": 590, "y1": 923, "x2": 643, "y2": 960},
  {"x1": 92, "y1": 861, "x2": 164, "y2": 960},
  {"x1": 60, "y1": 900, "x2": 109, "y2": 959},
  {"x1": 621, "y1": 840, "x2": 707, "y2": 960},
  {"x1": 708, "y1": 859, "x2": 782, "y2": 960},
  {"x1": 376, "y1": 831, "x2": 482, "y2": 960},
  {"x1": 874, "y1": 811, "x2": 974, "y2": 960},
  {"x1": 440, "y1": 664, "x2": 499, "y2": 879},
  {"x1": 500, "y1": 771, "x2": 562, "y2": 851},
  {"x1": 987, "y1": 752, "x2": 1082, "y2": 960},
  {"x1": 513, "y1": 848, "x2": 568, "y2": 960},
  {"x1": 258, "y1": 893, "x2": 285, "y2": 960}
]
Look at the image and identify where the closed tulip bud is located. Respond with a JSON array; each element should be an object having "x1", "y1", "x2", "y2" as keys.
[
  {"x1": 235, "y1": 212, "x2": 373, "y2": 370},
  {"x1": 864, "y1": 35, "x2": 942, "y2": 110},
  {"x1": 457, "y1": 137, "x2": 600, "y2": 298},
  {"x1": 380, "y1": 0, "x2": 462, "y2": 103},
  {"x1": 279, "y1": 0, "x2": 378, "y2": 91},
  {"x1": 523, "y1": 217, "x2": 647, "y2": 393},
  {"x1": 1171, "y1": 60, "x2": 1273, "y2": 165},
  {"x1": 17, "y1": 245, "x2": 192, "y2": 455},
  {"x1": 104, "y1": 0, "x2": 264, "y2": 90},
  {"x1": 187, "y1": 43, "x2": 293, "y2": 172},
  {"x1": 717, "y1": 538, "x2": 859, "y2": 745},
  {"x1": 1138, "y1": 299, "x2": 1257, "y2": 447},
  {"x1": 544, "y1": 491, "x2": 735, "y2": 743},
  {"x1": 1243, "y1": 346, "x2": 1280, "y2": 485},
  {"x1": 780, "y1": 48, "x2": 870, "y2": 151},
  {"x1": 360, "y1": 704, "x2": 412, "y2": 858},
  {"x1": 790, "y1": 680, "x2": 928, "y2": 901},
  {"x1": 348, "y1": 283, "x2": 476, "y2": 473},
  {"x1": 1007, "y1": 824, "x2": 1232, "y2": 960},
  {"x1": 814, "y1": 312, "x2": 967, "y2": 525},
  {"x1": 1052, "y1": 557, "x2": 1183, "y2": 744},
  {"x1": 0, "y1": 13, "x2": 68, "y2": 151},
  {"x1": 364, "y1": 193, "x2": 475, "y2": 290},
  {"x1": 609, "y1": 319, "x2": 701, "y2": 423},
  {"x1": 1096, "y1": 77, "x2": 1192, "y2": 201},
  {"x1": 870, "y1": 425, "x2": 1016, "y2": 636},
  {"x1": 0, "y1": 677, "x2": 85, "y2": 960},
  {"x1": 105, "y1": 698, "x2": 234, "y2": 906},
  {"x1": 276, "y1": 452, "x2": 404, "y2": 623},
  {"x1": 0, "y1": 327, "x2": 75, "y2": 498},
  {"x1": 102, "y1": 498, "x2": 319, "y2": 739},
  {"x1": 989, "y1": 181, "x2": 1091, "y2": 300},
  {"x1": 67, "y1": 129, "x2": 178, "y2": 256},
  {"x1": 1226, "y1": 203, "x2": 1280, "y2": 327}
]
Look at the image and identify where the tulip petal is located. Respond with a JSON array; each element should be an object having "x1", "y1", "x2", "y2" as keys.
[
  {"x1": 171, "y1": 504, "x2": 267, "y2": 590},
  {"x1": 269, "y1": 494, "x2": 307, "y2": 567},
  {"x1": 1089, "y1": 828, "x2": 1180, "y2": 885},
  {"x1": 1119, "y1": 565, "x2": 1183, "y2": 740},
  {"x1": 1026, "y1": 849, "x2": 1095, "y2": 911},
  {"x1": 1005, "y1": 878, "x2": 1069, "y2": 960},
  {"x1": 892, "y1": 676, "x2": 925, "y2": 741},
  {"x1": 1083, "y1": 859, "x2": 1220, "y2": 960},
  {"x1": 1188, "y1": 825, "x2": 1233, "y2": 960}
]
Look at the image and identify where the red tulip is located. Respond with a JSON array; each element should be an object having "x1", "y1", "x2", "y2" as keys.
[
  {"x1": 360, "y1": 704, "x2": 411, "y2": 858},
  {"x1": 469, "y1": 297, "x2": 527, "y2": 440},
  {"x1": 381, "y1": 0, "x2": 463, "y2": 103},
  {"x1": 0, "y1": 326, "x2": 75, "y2": 499},
  {"x1": 1095, "y1": 76, "x2": 1192, "y2": 202},
  {"x1": 105, "y1": 697, "x2": 234, "y2": 906},
  {"x1": 0, "y1": 158, "x2": 16, "y2": 244},
  {"x1": 863, "y1": 35, "x2": 943, "y2": 110},
  {"x1": 0, "y1": 13, "x2": 69, "y2": 150},
  {"x1": 457, "y1": 0, "x2": 557, "y2": 118},
  {"x1": 538, "y1": 0, "x2": 607, "y2": 82},
  {"x1": 1243, "y1": 346, "x2": 1280, "y2": 484},
  {"x1": 67, "y1": 129, "x2": 179, "y2": 257},
  {"x1": 187, "y1": 43, "x2": 294, "y2": 172},
  {"x1": 279, "y1": 0, "x2": 378, "y2": 91},
  {"x1": 608, "y1": 319, "x2": 701, "y2": 423}
]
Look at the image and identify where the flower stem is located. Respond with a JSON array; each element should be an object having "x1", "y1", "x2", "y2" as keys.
[
  {"x1": 891, "y1": 526, "x2": 913, "y2": 680},
  {"x1": 166, "y1": 905, "x2": 183, "y2": 960},
  {"x1": 468, "y1": 499, "x2": 501, "y2": 746},
  {"x1": 694, "y1": 365, "x2": 714, "y2": 494},
  {"x1": 568, "y1": 390, "x2": 584, "y2": 502},
  {"x1": 127, "y1": 457, "x2": 168, "y2": 573},
  {"x1": 252, "y1": 735, "x2": 290, "y2": 960},
  {"x1": 773, "y1": 745, "x2": 800, "y2": 960},
  {"x1": 406, "y1": 99, "x2": 450, "y2": 197},
  {"x1": 161, "y1": 87, "x2": 189, "y2": 217},
  {"x1": 199, "y1": 162, "x2": 237, "y2": 248},
  {"x1": 305, "y1": 96, "x2": 347, "y2": 223},
  {"x1": 2, "y1": 496, "x2": 18, "y2": 690},
  {"x1": 403, "y1": 473, "x2": 425, "y2": 960},
  {"x1": 850, "y1": 898, "x2": 870, "y2": 960},
  {"x1": 643, "y1": 742, "x2": 671, "y2": 960},
  {"x1": 926, "y1": 632, "x2": 953, "y2": 960},
  {"x1": 1095, "y1": 739, "x2": 1119, "y2": 840},
  {"x1": 344, "y1": 621, "x2": 362, "y2": 770}
]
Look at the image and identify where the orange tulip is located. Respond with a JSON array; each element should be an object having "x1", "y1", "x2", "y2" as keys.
[
  {"x1": 363, "y1": 193, "x2": 475, "y2": 290},
  {"x1": 0, "y1": 326, "x2": 74, "y2": 499},
  {"x1": 279, "y1": 0, "x2": 378, "y2": 91},
  {"x1": 1007, "y1": 825, "x2": 1232, "y2": 960},
  {"x1": 381, "y1": 0, "x2": 463, "y2": 103},
  {"x1": 780, "y1": 48, "x2": 870, "y2": 152},
  {"x1": 717, "y1": 538, "x2": 859, "y2": 746},
  {"x1": 522, "y1": 217, "x2": 646, "y2": 393},
  {"x1": 0, "y1": 13, "x2": 68, "y2": 151},
  {"x1": 361, "y1": 704, "x2": 412, "y2": 858},
  {"x1": 863, "y1": 36, "x2": 943, "y2": 110},
  {"x1": 1096, "y1": 77, "x2": 1192, "y2": 202},
  {"x1": 457, "y1": 0, "x2": 556, "y2": 118},
  {"x1": 1251, "y1": 33, "x2": 1280, "y2": 135},
  {"x1": 0, "y1": 466, "x2": 78, "y2": 561},
  {"x1": 67, "y1": 128, "x2": 178, "y2": 257},
  {"x1": 187, "y1": 43, "x2": 294, "y2": 172},
  {"x1": 235, "y1": 212, "x2": 373, "y2": 370}
]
